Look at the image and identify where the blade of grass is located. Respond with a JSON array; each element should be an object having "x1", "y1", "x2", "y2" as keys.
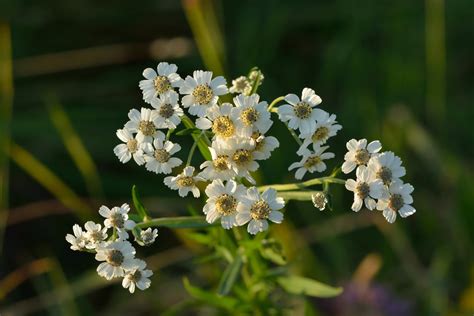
[
  {"x1": 182, "y1": 0, "x2": 225, "y2": 76},
  {"x1": 8, "y1": 142, "x2": 92, "y2": 219},
  {"x1": 47, "y1": 95, "x2": 103, "y2": 198},
  {"x1": 0, "y1": 258, "x2": 53, "y2": 301},
  {"x1": 425, "y1": 0, "x2": 446, "y2": 124},
  {"x1": 0, "y1": 22, "x2": 13, "y2": 255},
  {"x1": 47, "y1": 257, "x2": 80, "y2": 316}
]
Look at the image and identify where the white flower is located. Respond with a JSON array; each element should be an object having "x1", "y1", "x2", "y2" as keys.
[
  {"x1": 341, "y1": 139, "x2": 382, "y2": 174},
  {"x1": 99, "y1": 204, "x2": 136, "y2": 239},
  {"x1": 277, "y1": 88, "x2": 327, "y2": 135},
  {"x1": 65, "y1": 224, "x2": 88, "y2": 251},
  {"x1": 229, "y1": 76, "x2": 251, "y2": 95},
  {"x1": 164, "y1": 166, "x2": 204, "y2": 198},
  {"x1": 113, "y1": 128, "x2": 149, "y2": 165},
  {"x1": 124, "y1": 108, "x2": 162, "y2": 143},
  {"x1": 345, "y1": 166, "x2": 385, "y2": 212},
  {"x1": 195, "y1": 103, "x2": 240, "y2": 140},
  {"x1": 144, "y1": 138, "x2": 182, "y2": 174},
  {"x1": 311, "y1": 192, "x2": 328, "y2": 211},
  {"x1": 367, "y1": 151, "x2": 406, "y2": 185},
  {"x1": 179, "y1": 70, "x2": 228, "y2": 117},
  {"x1": 251, "y1": 133, "x2": 279, "y2": 161},
  {"x1": 136, "y1": 228, "x2": 158, "y2": 246},
  {"x1": 95, "y1": 241, "x2": 136, "y2": 280},
  {"x1": 150, "y1": 91, "x2": 183, "y2": 129},
  {"x1": 288, "y1": 145, "x2": 335, "y2": 180},
  {"x1": 376, "y1": 180, "x2": 415, "y2": 223},
  {"x1": 139, "y1": 62, "x2": 183, "y2": 103},
  {"x1": 236, "y1": 187, "x2": 285, "y2": 235},
  {"x1": 233, "y1": 94, "x2": 272, "y2": 137},
  {"x1": 221, "y1": 136, "x2": 259, "y2": 184},
  {"x1": 203, "y1": 179, "x2": 246, "y2": 229},
  {"x1": 198, "y1": 141, "x2": 237, "y2": 181},
  {"x1": 298, "y1": 112, "x2": 342, "y2": 154},
  {"x1": 83, "y1": 221, "x2": 108, "y2": 249},
  {"x1": 122, "y1": 259, "x2": 153, "y2": 293}
]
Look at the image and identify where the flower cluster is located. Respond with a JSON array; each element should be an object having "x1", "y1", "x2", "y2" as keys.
[
  {"x1": 278, "y1": 88, "x2": 342, "y2": 180},
  {"x1": 114, "y1": 62, "x2": 283, "y2": 235},
  {"x1": 342, "y1": 139, "x2": 416, "y2": 223},
  {"x1": 65, "y1": 203, "x2": 157, "y2": 293},
  {"x1": 69, "y1": 62, "x2": 417, "y2": 296}
]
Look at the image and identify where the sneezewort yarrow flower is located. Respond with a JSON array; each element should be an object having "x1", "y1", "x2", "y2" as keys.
[
  {"x1": 342, "y1": 138, "x2": 382, "y2": 174},
  {"x1": 122, "y1": 259, "x2": 153, "y2": 293},
  {"x1": 376, "y1": 179, "x2": 415, "y2": 223},
  {"x1": 236, "y1": 187, "x2": 285, "y2": 235},
  {"x1": 139, "y1": 62, "x2": 183, "y2": 103},
  {"x1": 95, "y1": 240, "x2": 136, "y2": 280},
  {"x1": 277, "y1": 88, "x2": 327, "y2": 135},
  {"x1": 150, "y1": 91, "x2": 184, "y2": 129},
  {"x1": 164, "y1": 166, "x2": 204, "y2": 198},
  {"x1": 345, "y1": 166, "x2": 385, "y2": 211},
  {"x1": 179, "y1": 70, "x2": 228, "y2": 117},
  {"x1": 289, "y1": 145, "x2": 335, "y2": 180},
  {"x1": 203, "y1": 179, "x2": 246, "y2": 229},
  {"x1": 143, "y1": 137, "x2": 182, "y2": 175},
  {"x1": 114, "y1": 128, "x2": 148, "y2": 165}
]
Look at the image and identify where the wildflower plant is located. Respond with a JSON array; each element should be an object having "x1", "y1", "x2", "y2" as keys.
[{"x1": 66, "y1": 63, "x2": 416, "y2": 310}]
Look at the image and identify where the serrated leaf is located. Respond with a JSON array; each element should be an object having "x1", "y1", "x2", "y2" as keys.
[
  {"x1": 131, "y1": 185, "x2": 149, "y2": 220},
  {"x1": 217, "y1": 255, "x2": 243, "y2": 296},
  {"x1": 183, "y1": 278, "x2": 238, "y2": 311},
  {"x1": 277, "y1": 275, "x2": 343, "y2": 298}
]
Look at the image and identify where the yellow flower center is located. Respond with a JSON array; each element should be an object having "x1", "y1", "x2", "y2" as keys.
[
  {"x1": 232, "y1": 149, "x2": 252, "y2": 166},
  {"x1": 354, "y1": 149, "x2": 370, "y2": 165},
  {"x1": 356, "y1": 182, "x2": 370, "y2": 199},
  {"x1": 159, "y1": 103, "x2": 174, "y2": 119},
  {"x1": 377, "y1": 166, "x2": 392, "y2": 185},
  {"x1": 177, "y1": 176, "x2": 194, "y2": 188},
  {"x1": 304, "y1": 155, "x2": 321, "y2": 169},
  {"x1": 241, "y1": 108, "x2": 259, "y2": 126},
  {"x1": 312, "y1": 126, "x2": 329, "y2": 142},
  {"x1": 213, "y1": 155, "x2": 230, "y2": 171},
  {"x1": 154, "y1": 149, "x2": 170, "y2": 163},
  {"x1": 389, "y1": 194, "x2": 404, "y2": 211},
  {"x1": 212, "y1": 116, "x2": 235, "y2": 137},
  {"x1": 293, "y1": 102, "x2": 312, "y2": 119},
  {"x1": 215, "y1": 194, "x2": 237, "y2": 215},
  {"x1": 250, "y1": 200, "x2": 271, "y2": 220},
  {"x1": 192, "y1": 84, "x2": 213, "y2": 105},
  {"x1": 107, "y1": 250, "x2": 124, "y2": 266},
  {"x1": 154, "y1": 76, "x2": 171, "y2": 94},
  {"x1": 127, "y1": 139, "x2": 138, "y2": 153},
  {"x1": 139, "y1": 120, "x2": 156, "y2": 136}
]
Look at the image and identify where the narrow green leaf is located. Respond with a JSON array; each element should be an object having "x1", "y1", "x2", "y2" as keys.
[
  {"x1": 217, "y1": 255, "x2": 243, "y2": 296},
  {"x1": 183, "y1": 278, "x2": 238, "y2": 311},
  {"x1": 131, "y1": 185, "x2": 149, "y2": 220},
  {"x1": 259, "y1": 239, "x2": 287, "y2": 265},
  {"x1": 137, "y1": 216, "x2": 216, "y2": 229},
  {"x1": 277, "y1": 276, "x2": 343, "y2": 298},
  {"x1": 181, "y1": 115, "x2": 211, "y2": 161}
]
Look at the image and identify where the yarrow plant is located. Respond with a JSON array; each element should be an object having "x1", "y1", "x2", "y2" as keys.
[{"x1": 66, "y1": 63, "x2": 416, "y2": 308}]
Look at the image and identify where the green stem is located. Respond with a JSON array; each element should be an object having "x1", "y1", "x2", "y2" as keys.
[
  {"x1": 267, "y1": 96, "x2": 285, "y2": 112},
  {"x1": 284, "y1": 122, "x2": 303, "y2": 146},
  {"x1": 186, "y1": 132, "x2": 202, "y2": 166},
  {"x1": 166, "y1": 128, "x2": 175, "y2": 141},
  {"x1": 249, "y1": 70, "x2": 262, "y2": 95},
  {"x1": 257, "y1": 176, "x2": 346, "y2": 192},
  {"x1": 136, "y1": 216, "x2": 216, "y2": 229}
]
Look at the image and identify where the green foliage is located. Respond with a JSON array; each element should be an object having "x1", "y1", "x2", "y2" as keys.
[
  {"x1": 131, "y1": 185, "x2": 149, "y2": 221},
  {"x1": 277, "y1": 276, "x2": 343, "y2": 298}
]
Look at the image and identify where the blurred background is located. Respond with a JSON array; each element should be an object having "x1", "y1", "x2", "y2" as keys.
[{"x1": 0, "y1": 0, "x2": 473, "y2": 315}]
